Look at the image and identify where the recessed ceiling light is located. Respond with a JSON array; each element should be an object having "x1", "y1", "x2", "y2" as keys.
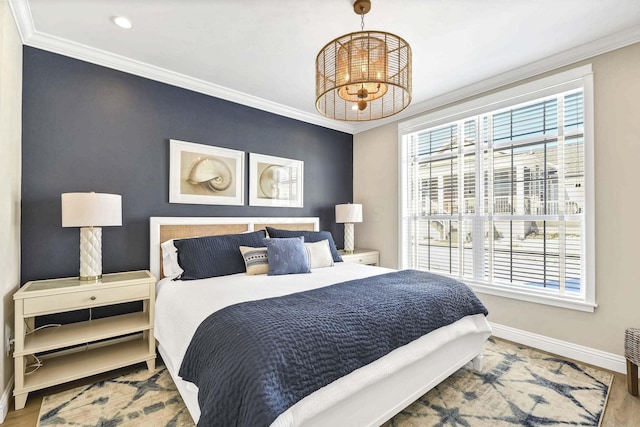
[{"x1": 112, "y1": 16, "x2": 132, "y2": 29}]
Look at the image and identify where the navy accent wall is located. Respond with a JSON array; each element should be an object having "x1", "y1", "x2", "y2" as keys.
[{"x1": 21, "y1": 47, "x2": 353, "y2": 284}]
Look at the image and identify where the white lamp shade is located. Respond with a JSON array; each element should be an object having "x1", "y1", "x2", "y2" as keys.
[
  {"x1": 61, "y1": 192, "x2": 122, "y2": 227},
  {"x1": 335, "y1": 203, "x2": 363, "y2": 223}
]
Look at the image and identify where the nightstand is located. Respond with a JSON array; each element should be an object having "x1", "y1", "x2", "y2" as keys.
[
  {"x1": 339, "y1": 249, "x2": 380, "y2": 266},
  {"x1": 13, "y1": 270, "x2": 156, "y2": 410}
]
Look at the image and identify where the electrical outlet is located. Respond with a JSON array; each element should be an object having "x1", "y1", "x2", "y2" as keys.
[{"x1": 5, "y1": 325, "x2": 12, "y2": 357}]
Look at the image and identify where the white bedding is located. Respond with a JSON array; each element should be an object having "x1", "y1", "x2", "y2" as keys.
[{"x1": 154, "y1": 262, "x2": 492, "y2": 425}]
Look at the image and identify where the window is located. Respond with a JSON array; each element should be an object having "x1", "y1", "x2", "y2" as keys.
[{"x1": 399, "y1": 66, "x2": 595, "y2": 312}]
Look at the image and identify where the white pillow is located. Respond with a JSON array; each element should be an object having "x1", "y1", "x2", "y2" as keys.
[
  {"x1": 304, "y1": 239, "x2": 334, "y2": 269},
  {"x1": 161, "y1": 239, "x2": 183, "y2": 279}
]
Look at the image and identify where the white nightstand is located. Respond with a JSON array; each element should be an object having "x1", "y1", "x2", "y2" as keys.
[
  {"x1": 13, "y1": 270, "x2": 156, "y2": 410},
  {"x1": 339, "y1": 249, "x2": 380, "y2": 266}
]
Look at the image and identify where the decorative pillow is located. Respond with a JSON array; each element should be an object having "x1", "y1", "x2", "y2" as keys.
[
  {"x1": 173, "y1": 230, "x2": 267, "y2": 280},
  {"x1": 263, "y1": 237, "x2": 311, "y2": 276},
  {"x1": 239, "y1": 246, "x2": 269, "y2": 275},
  {"x1": 161, "y1": 239, "x2": 183, "y2": 279},
  {"x1": 304, "y1": 239, "x2": 334, "y2": 269},
  {"x1": 265, "y1": 227, "x2": 343, "y2": 263}
]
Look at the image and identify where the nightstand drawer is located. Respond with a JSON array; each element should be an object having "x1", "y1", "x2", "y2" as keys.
[
  {"x1": 339, "y1": 249, "x2": 380, "y2": 266},
  {"x1": 23, "y1": 283, "x2": 150, "y2": 316},
  {"x1": 350, "y1": 253, "x2": 379, "y2": 265}
]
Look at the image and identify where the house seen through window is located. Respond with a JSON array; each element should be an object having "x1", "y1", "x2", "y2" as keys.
[{"x1": 400, "y1": 67, "x2": 594, "y2": 311}]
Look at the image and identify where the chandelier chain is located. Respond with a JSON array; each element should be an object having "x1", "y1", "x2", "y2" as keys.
[{"x1": 360, "y1": 8, "x2": 365, "y2": 31}]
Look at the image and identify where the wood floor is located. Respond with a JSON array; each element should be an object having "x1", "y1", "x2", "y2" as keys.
[
  {"x1": 601, "y1": 370, "x2": 640, "y2": 427},
  {"x1": 2, "y1": 358, "x2": 639, "y2": 426}
]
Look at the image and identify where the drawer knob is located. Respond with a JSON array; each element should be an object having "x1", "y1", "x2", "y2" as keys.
[{"x1": 90, "y1": 296, "x2": 97, "y2": 301}]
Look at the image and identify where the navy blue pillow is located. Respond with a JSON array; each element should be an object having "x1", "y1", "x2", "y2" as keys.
[
  {"x1": 264, "y1": 237, "x2": 310, "y2": 275},
  {"x1": 174, "y1": 230, "x2": 267, "y2": 280},
  {"x1": 265, "y1": 227, "x2": 343, "y2": 262}
]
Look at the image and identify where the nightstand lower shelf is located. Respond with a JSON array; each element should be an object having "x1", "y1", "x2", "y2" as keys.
[
  {"x1": 16, "y1": 337, "x2": 154, "y2": 408},
  {"x1": 20, "y1": 312, "x2": 151, "y2": 355}
]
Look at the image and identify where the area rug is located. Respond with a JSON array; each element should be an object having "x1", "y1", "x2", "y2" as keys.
[
  {"x1": 38, "y1": 337, "x2": 612, "y2": 427},
  {"x1": 383, "y1": 337, "x2": 613, "y2": 427},
  {"x1": 37, "y1": 367, "x2": 193, "y2": 427}
]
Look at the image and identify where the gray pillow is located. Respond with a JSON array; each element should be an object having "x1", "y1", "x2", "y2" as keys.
[{"x1": 264, "y1": 237, "x2": 311, "y2": 276}]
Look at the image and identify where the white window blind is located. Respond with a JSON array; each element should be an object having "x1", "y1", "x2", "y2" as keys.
[{"x1": 400, "y1": 68, "x2": 594, "y2": 311}]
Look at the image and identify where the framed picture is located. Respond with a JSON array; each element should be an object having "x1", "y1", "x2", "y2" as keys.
[
  {"x1": 169, "y1": 139, "x2": 245, "y2": 205},
  {"x1": 249, "y1": 153, "x2": 304, "y2": 208}
]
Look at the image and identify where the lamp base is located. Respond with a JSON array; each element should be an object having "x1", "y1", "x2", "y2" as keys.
[
  {"x1": 344, "y1": 223, "x2": 355, "y2": 253},
  {"x1": 79, "y1": 227, "x2": 102, "y2": 281}
]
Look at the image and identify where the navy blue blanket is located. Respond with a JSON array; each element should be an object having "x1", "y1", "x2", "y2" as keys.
[{"x1": 179, "y1": 270, "x2": 488, "y2": 427}]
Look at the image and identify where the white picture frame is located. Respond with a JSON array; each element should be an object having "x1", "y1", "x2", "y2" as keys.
[
  {"x1": 169, "y1": 139, "x2": 245, "y2": 205},
  {"x1": 249, "y1": 153, "x2": 304, "y2": 208}
]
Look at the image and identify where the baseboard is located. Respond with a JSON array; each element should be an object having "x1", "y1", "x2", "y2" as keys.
[
  {"x1": 0, "y1": 375, "x2": 14, "y2": 423},
  {"x1": 490, "y1": 322, "x2": 638, "y2": 378}
]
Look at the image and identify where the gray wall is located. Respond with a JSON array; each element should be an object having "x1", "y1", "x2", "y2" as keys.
[
  {"x1": 21, "y1": 47, "x2": 353, "y2": 284},
  {"x1": 353, "y1": 42, "x2": 640, "y2": 357}
]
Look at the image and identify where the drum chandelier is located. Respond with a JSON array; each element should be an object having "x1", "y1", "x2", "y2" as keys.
[{"x1": 316, "y1": 0, "x2": 412, "y2": 121}]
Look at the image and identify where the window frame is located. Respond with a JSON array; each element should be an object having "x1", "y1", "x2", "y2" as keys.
[{"x1": 398, "y1": 65, "x2": 596, "y2": 312}]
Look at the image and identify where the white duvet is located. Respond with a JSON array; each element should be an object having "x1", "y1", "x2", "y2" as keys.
[{"x1": 154, "y1": 262, "x2": 491, "y2": 425}]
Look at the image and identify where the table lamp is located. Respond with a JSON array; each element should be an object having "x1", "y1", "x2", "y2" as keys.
[
  {"x1": 335, "y1": 203, "x2": 362, "y2": 254},
  {"x1": 61, "y1": 192, "x2": 122, "y2": 281}
]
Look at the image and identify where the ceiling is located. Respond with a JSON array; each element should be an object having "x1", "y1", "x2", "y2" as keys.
[{"x1": 9, "y1": 0, "x2": 640, "y2": 134}]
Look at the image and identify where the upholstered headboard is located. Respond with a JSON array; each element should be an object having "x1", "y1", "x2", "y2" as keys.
[{"x1": 149, "y1": 217, "x2": 320, "y2": 279}]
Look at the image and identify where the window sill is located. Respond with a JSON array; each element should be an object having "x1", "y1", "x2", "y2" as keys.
[{"x1": 467, "y1": 281, "x2": 597, "y2": 313}]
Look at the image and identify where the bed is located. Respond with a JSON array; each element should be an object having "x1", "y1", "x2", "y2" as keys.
[{"x1": 149, "y1": 216, "x2": 492, "y2": 426}]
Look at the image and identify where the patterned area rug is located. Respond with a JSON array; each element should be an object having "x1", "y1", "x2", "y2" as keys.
[
  {"x1": 383, "y1": 337, "x2": 612, "y2": 427},
  {"x1": 38, "y1": 338, "x2": 612, "y2": 427},
  {"x1": 37, "y1": 367, "x2": 192, "y2": 427}
]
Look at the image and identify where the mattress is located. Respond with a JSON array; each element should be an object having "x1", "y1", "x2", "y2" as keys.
[{"x1": 154, "y1": 262, "x2": 492, "y2": 425}]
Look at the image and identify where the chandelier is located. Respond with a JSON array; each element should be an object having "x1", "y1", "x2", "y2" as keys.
[{"x1": 316, "y1": 0, "x2": 412, "y2": 121}]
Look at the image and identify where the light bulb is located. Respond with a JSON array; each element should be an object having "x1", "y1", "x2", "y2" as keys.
[{"x1": 112, "y1": 16, "x2": 133, "y2": 29}]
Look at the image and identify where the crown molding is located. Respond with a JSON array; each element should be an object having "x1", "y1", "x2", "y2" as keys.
[
  {"x1": 22, "y1": 30, "x2": 357, "y2": 135},
  {"x1": 352, "y1": 24, "x2": 640, "y2": 134},
  {"x1": 8, "y1": 2, "x2": 356, "y2": 134},
  {"x1": 9, "y1": 0, "x2": 640, "y2": 136},
  {"x1": 7, "y1": 0, "x2": 33, "y2": 42}
]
